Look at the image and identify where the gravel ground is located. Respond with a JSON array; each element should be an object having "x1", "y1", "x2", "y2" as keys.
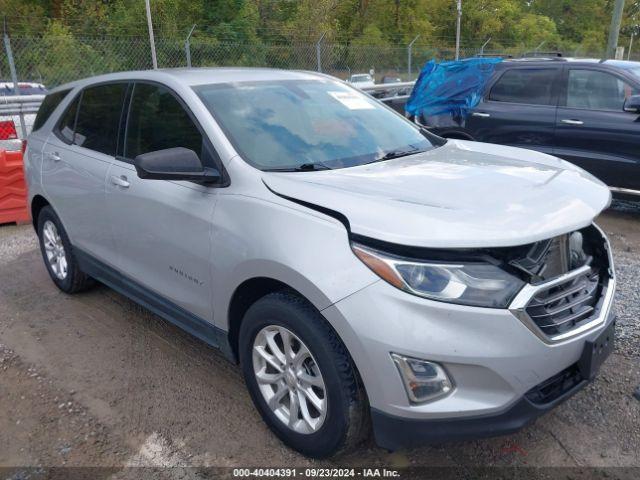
[
  {"x1": 598, "y1": 200, "x2": 640, "y2": 358},
  {"x1": 0, "y1": 203, "x2": 639, "y2": 478}
]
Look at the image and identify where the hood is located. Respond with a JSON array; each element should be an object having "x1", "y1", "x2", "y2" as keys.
[{"x1": 262, "y1": 140, "x2": 611, "y2": 248}]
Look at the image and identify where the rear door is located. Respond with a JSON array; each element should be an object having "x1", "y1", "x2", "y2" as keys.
[
  {"x1": 105, "y1": 82, "x2": 221, "y2": 320},
  {"x1": 41, "y1": 82, "x2": 128, "y2": 263},
  {"x1": 554, "y1": 67, "x2": 640, "y2": 190},
  {"x1": 465, "y1": 66, "x2": 561, "y2": 155}
]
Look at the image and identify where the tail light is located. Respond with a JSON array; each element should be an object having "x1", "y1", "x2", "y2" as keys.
[
  {"x1": 0, "y1": 120, "x2": 18, "y2": 140},
  {"x1": 21, "y1": 139, "x2": 27, "y2": 155}
]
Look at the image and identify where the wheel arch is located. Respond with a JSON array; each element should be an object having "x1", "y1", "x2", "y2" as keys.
[
  {"x1": 227, "y1": 277, "x2": 290, "y2": 362},
  {"x1": 30, "y1": 194, "x2": 51, "y2": 230},
  {"x1": 222, "y1": 260, "x2": 369, "y2": 368},
  {"x1": 226, "y1": 275, "x2": 372, "y2": 432}
]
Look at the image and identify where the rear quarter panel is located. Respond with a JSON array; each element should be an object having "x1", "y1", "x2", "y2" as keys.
[{"x1": 23, "y1": 132, "x2": 47, "y2": 208}]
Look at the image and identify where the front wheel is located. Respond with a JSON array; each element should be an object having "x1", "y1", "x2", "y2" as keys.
[{"x1": 239, "y1": 292, "x2": 368, "y2": 458}]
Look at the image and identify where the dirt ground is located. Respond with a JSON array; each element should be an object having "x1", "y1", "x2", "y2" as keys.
[{"x1": 1, "y1": 202, "x2": 639, "y2": 479}]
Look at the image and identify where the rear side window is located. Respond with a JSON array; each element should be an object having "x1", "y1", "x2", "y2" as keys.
[
  {"x1": 73, "y1": 83, "x2": 128, "y2": 156},
  {"x1": 489, "y1": 69, "x2": 557, "y2": 105},
  {"x1": 58, "y1": 95, "x2": 79, "y2": 143},
  {"x1": 33, "y1": 89, "x2": 70, "y2": 132},
  {"x1": 125, "y1": 83, "x2": 205, "y2": 160}
]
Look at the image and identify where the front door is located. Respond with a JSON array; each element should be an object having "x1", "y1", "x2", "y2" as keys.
[
  {"x1": 554, "y1": 67, "x2": 640, "y2": 190},
  {"x1": 41, "y1": 83, "x2": 128, "y2": 263},
  {"x1": 105, "y1": 82, "x2": 220, "y2": 321},
  {"x1": 466, "y1": 67, "x2": 561, "y2": 155}
]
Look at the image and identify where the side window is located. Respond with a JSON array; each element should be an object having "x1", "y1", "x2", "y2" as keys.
[
  {"x1": 33, "y1": 89, "x2": 71, "y2": 131},
  {"x1": 125, "y1": 83, "x2": 205, "y2": 161},
  {"x1": 567, "y1": 69, "x2": 638, "y2": 111},
  {"x1": 74, "y1": 83, "x2": 128, "y2": 156},
  {"x1": 57, "y1": 94, "x2": 80, "y2": 144},
  {"x1": 489, "y1": 68, "x2": 557, "y2": 105}
]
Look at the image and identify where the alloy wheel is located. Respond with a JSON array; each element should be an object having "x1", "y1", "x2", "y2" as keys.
[
  {"x1": 42, "y1": 220, "x2": 68, "y2": 280},
  {"x1": 252, "y1": 325, "x2": 327, "y2": 434}
]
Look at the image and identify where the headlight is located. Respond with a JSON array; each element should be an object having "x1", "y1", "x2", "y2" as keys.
[{"x1": 352, "y1": 243, "x2": 524, "y2": 308}]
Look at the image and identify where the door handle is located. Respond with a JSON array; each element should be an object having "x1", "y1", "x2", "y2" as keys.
[
  {"x1": 472, "y1": 112, "x2": 491, "y2": 118},
  {"x1": 110, "y1": 175, "x2": 130, "y2": 188},
  {"x1": 46, "y1": 152, "x2": 61, "y2": 162},
  {"x1": 561, "y1": 119, "x2": 584, "y2": 125}
]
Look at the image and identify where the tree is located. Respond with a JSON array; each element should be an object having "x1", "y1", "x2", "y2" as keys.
[
  {"x1": 524, "y1": 0, "x2": 609, "y2": 45},
  {"x1": 513, "y1": 13, "x2": 559, "y2": 47}
]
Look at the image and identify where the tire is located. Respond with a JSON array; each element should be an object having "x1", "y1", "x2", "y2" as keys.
[
  {"x1": 239, "y1": 291, "x2": 369, "y2": 458},
  {"x1": 37, "y1": 206, "x2": 95, "y2": 294}
]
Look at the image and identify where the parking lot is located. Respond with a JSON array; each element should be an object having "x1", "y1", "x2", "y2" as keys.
[{"x1": 0, "y1": 200, "x2": 638, "y2": 477}]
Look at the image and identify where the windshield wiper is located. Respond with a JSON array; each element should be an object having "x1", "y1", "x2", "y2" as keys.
[
  {"x1": 264, "y1": 162, "x2": 332, "y2": 172},
  {"x1": 367, "y1": 147, "x2": 425, "y2": 164}
]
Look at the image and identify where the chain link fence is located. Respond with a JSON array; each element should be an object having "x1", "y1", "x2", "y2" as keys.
[
  {"x1": 2, "y1": 33, "x2": 638, "y2": 90},
  {"x1": 1, "y1": 34, "x2": 496, "y2": 89}
]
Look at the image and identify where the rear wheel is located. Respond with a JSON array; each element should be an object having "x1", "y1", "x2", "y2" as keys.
[
  {"x1": 37, "y1": 206, "x2": 95, "y2": 293},
  {"x1": 239, "y1": 291, "x2": 368, "y2": 458}
]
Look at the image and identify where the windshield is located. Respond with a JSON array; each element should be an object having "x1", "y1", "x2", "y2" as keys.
[
  {"x1": 195, "y1": 79, "x2": 434, "y2": 171},
  {"x1": 351, "y1": 75, "x2": 372, "y2": 82}
]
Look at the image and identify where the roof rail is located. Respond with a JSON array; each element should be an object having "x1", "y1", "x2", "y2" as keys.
[
  {"x1": 475, "y1": 53, "x2": 513, "y2": 58},
  {"x1": 522, "y1": 51, "x2": 563, "y2": 58}
]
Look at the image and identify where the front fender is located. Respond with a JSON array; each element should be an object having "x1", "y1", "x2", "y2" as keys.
[{"x1": 210, "y1": 193, "x2": 377, "y2": 331}]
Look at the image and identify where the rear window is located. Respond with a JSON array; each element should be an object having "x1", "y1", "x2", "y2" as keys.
[
  {"x1": 489, "y1": 68, "x2": 557, "y2": 105},
  {"x1": 33, "y1": 89, "x2": 71, "y2": 132}
]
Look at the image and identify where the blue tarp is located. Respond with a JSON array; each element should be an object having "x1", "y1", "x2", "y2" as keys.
[{"x1": 405, "y1": 57, "x2": 503, "y2": 120}]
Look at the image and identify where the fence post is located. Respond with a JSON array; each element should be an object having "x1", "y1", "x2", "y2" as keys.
[
  {"x1": 185, "y1": 24, "x2": 196, "y2": 68},
  {"x1": 629, "y1": 33, "x2": 635, "y2": 60},
  {"x1": 455, "y1": 0, "x2": 462, "y2": 60},
  {"x1": 3, "y1": 22, "x2": 27, "y2": 139},
  {"x1": 145, "y1": 0, "x2": 158, "y2": 69},
  {"x1": 479, "y1": 37, "x2": 491, "y2": 56},
  {"x1": 408, "y1": 35, "x2": 420, "y2": 79},
  {"x1": 534, "y1": 41, "x2": 546, "y2": 55},
  {"x1": 316, "y1": 32, "x2": 326, "y2": 72},
  {"x1": 607, "y1": 0, "x2": 626, "y2": 59}
]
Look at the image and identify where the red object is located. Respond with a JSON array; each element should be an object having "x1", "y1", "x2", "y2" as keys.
[
  {"x1": 0, "y1": 120, "x2": 18, "y2": 140},
  {"x1": 0, "y1": 149, "x2": 31, "y2": 224}
]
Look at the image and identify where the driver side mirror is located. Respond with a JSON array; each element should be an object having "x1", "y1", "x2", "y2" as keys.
[
  {"x1": 134, "y1": 147, "x2": 221, "y2": 184},
  {"x1": 623, "y1": 94, "x2": 640, "y2": 113}
]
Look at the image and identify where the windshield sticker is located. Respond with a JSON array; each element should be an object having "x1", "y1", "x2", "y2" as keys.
[{"x1": 329, "y1": 91, "x2": 375, "y2": 110}]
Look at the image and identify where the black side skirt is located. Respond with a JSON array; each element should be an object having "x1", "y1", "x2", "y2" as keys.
[{"x1": 74, "y1": 248, "x2": 234, "y2": 361}]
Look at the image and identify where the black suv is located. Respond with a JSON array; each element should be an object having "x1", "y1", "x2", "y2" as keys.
[{"x1": 417, "y1": 58, "x2": 640, "y2": 196}]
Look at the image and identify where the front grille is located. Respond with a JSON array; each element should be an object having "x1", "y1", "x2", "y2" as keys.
[
  {"x1": 520, "y1": 225, "x2": 611, "y2": 338},
  {"x1": 526, "y1": 266, "x2": 602, "y2": 336}
]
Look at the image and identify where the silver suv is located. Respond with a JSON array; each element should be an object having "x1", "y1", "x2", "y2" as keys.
[{"x1": 25, "y1": 68, "x2": 616, "y2": 458}]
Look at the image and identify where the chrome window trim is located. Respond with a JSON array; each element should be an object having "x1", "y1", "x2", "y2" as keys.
[{"x1": 509, "y1": 225, "x2": 615, "y2": 344}]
